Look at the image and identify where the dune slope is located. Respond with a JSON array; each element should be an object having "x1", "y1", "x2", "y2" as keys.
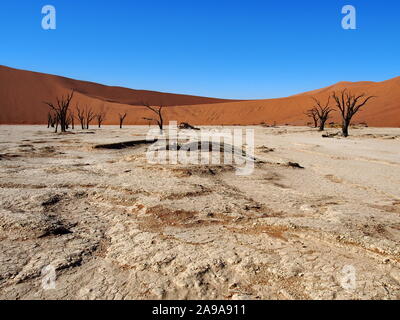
[
  {"x1": 0, "y1": 65, "x2": 399, "y2": 127},
  {"x1": 0, "y1": 65, "x2": 236, "y2": 125}
]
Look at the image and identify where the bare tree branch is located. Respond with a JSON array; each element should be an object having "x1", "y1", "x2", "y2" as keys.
[
  {"x1": 44, "y1": 90, "x2": 74, "y2": 133},
  {"x1": 119, "y1": 112, "x2": 127, "y2": 129},
  {"x1": 76, "y1": 103, "x2": 86, "y2": 130},
  {"x1": 141, "y1": 101, "x2": 164, "y2": 131},
  {"x1": 304, "y1": 108, "x2": 319, "y2": 128},
  {"x1": 332, "y1": 90, "x2": 376, "y2": 137},
  {"x1": 84, "y1": 106, "x2": 95, "y2": 129},
  {"x1": 96, "y1": 106, "x2": 108, "y2": 128},
  {"x1": 310, "y1": 96, "x2": 335, "y2": 131}
]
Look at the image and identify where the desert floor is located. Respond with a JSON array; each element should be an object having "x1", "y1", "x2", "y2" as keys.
[{"x1": 0, "y1": 125, "x2": 400, "y2": 300}]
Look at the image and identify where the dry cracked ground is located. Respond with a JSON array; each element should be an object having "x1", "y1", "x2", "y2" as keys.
[{"x1": 0, "y1": 125, "x2": 400, "y2": 300}]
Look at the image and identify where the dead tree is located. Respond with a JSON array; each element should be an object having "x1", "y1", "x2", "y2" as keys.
[
  {"x1": 311, "y1": 96, "x2": 335, "y2": 131},
  {"x1": 305, "y1": 108, "x2": 319, "y2": 128},
  {"x1": 96, "y1": 108, "x2": 107, "y2": 128},
  {"x1": 47, "y1": 112, "x2": 52, "y2": 128},
  {"x1": 65, "y1": 111, "x2": 74, "y2": 130},
  {"x1": 65, "y1": 112, "x2": 70, "y2": 130},
  {"x1": 142, "y1": 102, "x2": 164, "y2": 131},
  {"x1": 85, "y1": 106, "x2": 95, "y2": 129},
  {"x1": 47, "y1": 112, "x2": 57, "y2": 128},
  {"x1": 76, "y1": 104, "x2": 86, "y2": 130},
  {"x1": 332, "y1": 90, "x2": 376, "y2": 137},
  {"x1": 54, "y1": 117, "x2": 59, "y2": 133},
  {"x1": 68, "y1": 111, "x2": 75, "y2": 130},
  {"x1": 119, "y1": 113, "x2": 127, "y2": 129},
  {"x1": 44, "y1": 91, "x2": 74, "y2": 133}
]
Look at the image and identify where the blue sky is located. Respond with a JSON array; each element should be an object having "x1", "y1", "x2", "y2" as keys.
[{"x1": 0, "y1": 0, "x2": 399, "y2": 99}]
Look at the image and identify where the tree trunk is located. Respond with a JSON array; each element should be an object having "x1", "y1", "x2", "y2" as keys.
[
  {"x1": 342, "y1": 120, "x2": 349, "y2": 137},
  {"x1": 60, "y1": 119, "x2": 66, "y2": 132},
  {"x1": 319, "y1": 118, "x2": 326, "y2": 131}
]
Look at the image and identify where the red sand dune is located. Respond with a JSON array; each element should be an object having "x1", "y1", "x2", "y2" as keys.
[{"x1": 1, "y1": 65, "x2": 399, "y2": 127}]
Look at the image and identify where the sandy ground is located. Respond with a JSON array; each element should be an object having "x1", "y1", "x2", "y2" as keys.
[{"x1": 0, "y1": 125, "x2": 400, "y2": 300}]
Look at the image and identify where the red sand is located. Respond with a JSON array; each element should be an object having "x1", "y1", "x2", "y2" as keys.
[{"x1": 1, "y1": 65, "x2": 399, "y2": 127}]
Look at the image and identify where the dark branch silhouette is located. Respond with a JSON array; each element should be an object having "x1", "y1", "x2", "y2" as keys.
[
  {"x1": 85, "y1": 106, "x2": 95, "y2": 129},
  {"x1": 44, "y1": 91, "x2": 74, "y2": 133},
  {"x1": 311, "y1": 96, "x2": 335, "y2": 131},
  {"x1": 47, "y1": 112, "x2": 57, "y2": 128},
  {"x1": 141, "y1": 102, "x2": 164, "y2": 131},
  {"x1": 68, "y1": 111, "x2": 75, "y2": 130},
  {"x1": 305, "y1": 108, "x2": 319, "y2": 128},
  {"x1": 119, "y1": 112, "x2": 127, "y2": 129},
  {"x1": 332, "y1": 90, "x2": 376, "y2": 137},
  {"x1": 96, "y1": 107, "x2": 108, "y2": 128},
  {"x1": 76, "y1": 104, "x2": 86, "y2": 130}
]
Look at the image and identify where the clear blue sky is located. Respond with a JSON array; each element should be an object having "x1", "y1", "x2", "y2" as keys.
[{"x1": 1, "y1": 0, "x2": 399, "y2": 99}]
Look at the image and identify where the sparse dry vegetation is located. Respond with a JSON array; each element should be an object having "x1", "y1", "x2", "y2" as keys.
[
  {"x1": 96, "y1": 106, "x2": 108, "y2": 128},
  {"x1": 44, "y1": 91, "x2": 74, "y2": 133},
  {"x1": 311, "y1": 96, "x2": 335, "y2": 131},
  {"x1": 118, "y1": 112, "x2": 127, "y2": 129},
  {"x1": 332, "y1": 90, "x2": 376, "y2": 137},
  {"x1": 305, "y1": 108, "x2": 319, "y2": 128},
  {"x1": 142, "y1": 102, "x2": 165, "y2": 131}
]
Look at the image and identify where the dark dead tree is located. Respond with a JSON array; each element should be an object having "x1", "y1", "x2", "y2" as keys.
[
  {"x1": 44, "y1": 91, "x2": 74, "y2": 133},
  {"x1": 47, "y1": 111, "x2": 59, "y2": 132},
  {"x1": 119, "y1": 112, "x2": 127, "y2": 129},
  {"x1": 65, "y1": 112, "x2": 70, "y2": 130},
  {"x1": 311, "y1": 96, "x2": 335, "y2": 131},
  {"x1": 47, "y1": 112, "x2": 57, "y2": 128},
  {"x1": 142, "y1": 102, "x2": 164, "y2": 131},
  {"x1": 54, "y1": 116, "x2": 59, "y2": 133},
  {"x1": 76, "y1": 104, "x2": 86, "y2": 130},
  {"x1": 65, "y1": 111, "x2": 74, "y2": 130},
  {"x1": 47, "y1": 112, "x2": 52, "y2": 128},
  {"x1": 85, "y1": 106, "x2": 96, "y2": 129},
  {"x1": 68, "y1": 111, "x2": 75, "y2": 130},
  {"x1": 305, "y1": 108, "x2": 319, "y2": 128},
  {"x1": 332, "y1": 90, "x2": 376, "y2": 137},
  {"x1": 96, "y1": 108, "x2": 108, "y2": 128}
]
